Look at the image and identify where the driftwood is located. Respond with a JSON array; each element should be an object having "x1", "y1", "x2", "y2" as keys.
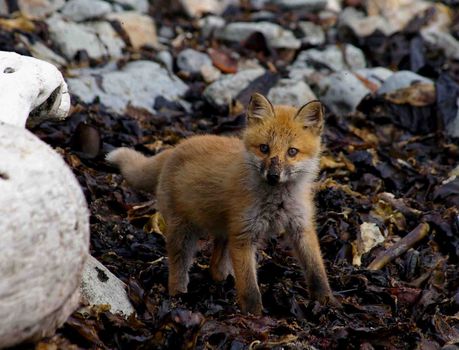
[{"x1": 368, "y1": 223, "x2": 430, "y2": 270}]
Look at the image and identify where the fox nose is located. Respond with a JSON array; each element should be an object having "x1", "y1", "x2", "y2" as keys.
[{"x1": 267, "y1": 173, "x2": 280, "y2": 185}]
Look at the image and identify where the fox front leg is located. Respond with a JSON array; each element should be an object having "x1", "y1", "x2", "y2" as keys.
[
  {"x1": 228, "y1": 236, "x2": 262, "y2": 315},
  {"x1": 290, "y1": 225, "x2": 340, "y2": 306}
]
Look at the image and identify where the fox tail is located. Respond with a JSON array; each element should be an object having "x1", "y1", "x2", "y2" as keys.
[{"x1": 106, "y1": 147, "x2": 172, "y2": 193}]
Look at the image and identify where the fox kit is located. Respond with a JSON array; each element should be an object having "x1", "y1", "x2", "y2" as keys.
[{"x1": 107, "y1": 93, "x2": 337, "y2": 314}]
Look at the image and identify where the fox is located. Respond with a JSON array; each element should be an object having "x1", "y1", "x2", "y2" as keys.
[{"x1": 107, "y1": 93, "x2": 338, "y2": 314}]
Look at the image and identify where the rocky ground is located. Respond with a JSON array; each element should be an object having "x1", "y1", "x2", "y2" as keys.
[{"x1": 2, "y1": 0, "x2": 459, "y2": 349}]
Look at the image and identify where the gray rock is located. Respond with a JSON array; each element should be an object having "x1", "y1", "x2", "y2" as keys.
[
  {"x1": 322, "y1": 71, "x2": 371, "y2": 116},
  {"x1": 0, "y1": 0, "x2": 8, "y2": 15},
  {"x1": 198, "y1": 15, "x2": 226, "y2": 38},
  {"x1": 111, "y1": 0, "x2": 149, "y2": 12},
  {"x1": 293, "y1": 44, "x2": 366, "y2": 72},
  {"x1": 19, "y1": 35, "x2": 67, "y2": 68},
  {"x1": 269, "y1": 0, "x2": 326, "y2": 11},
  {"x1": 156, "y1": 50, "x2": 174, "y2": 72},
  {"x1": 201, "y1": 65, "x2": 221, "y2": 83},
  {"x1": 377, "y1": 71, "x2": 433, "y2": 95},
  {"x1": 298, "y1": 21, "x2": 325, "y2": 46},
  {"x1": 68, "y1": 61, "x2": 188, "y2": 114},
  {"x1": 355, "y1": 67, "x2": 393, "y2": 89},
  {"x1": 268, "y1": 79, "x2": 317, "y2": 107},
  {"x1": 177, "y1": 48, "x2": 213, "y2": 74},
  {"x1": 47, "y1": 15, "x2": 124, "y2": 60},
  {"x1": 81, "y1": 255, "x2": 135, "y2": 317},
  {"x1": 338, "y1": 7, "x2": 394, "y2": 37},
  {"x1": 60, "y1": 0, "x2": 113, "y2": 21},
  {"x1": 217, "y1": 22, "x2": 301, "y2": 50},
  {"x1": 421, "y1": 29, "x2": 459, "y2": 60},
  {"x1": 17, "y1": 0, "x2": 65, "y2": 19},
  {"x1": 204, "y1": 68, "x2": 265, "y2": 107}
]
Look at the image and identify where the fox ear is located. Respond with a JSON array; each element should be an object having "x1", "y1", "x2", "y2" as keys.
[
  {"x1": 295, "y1": 100, "x2": 324, "y2": 133},
  {"x1": 247, "y1": 93, "x2": 275, "y2": 125}
]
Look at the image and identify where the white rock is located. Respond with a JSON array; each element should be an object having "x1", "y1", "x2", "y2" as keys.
[
  {"x1": 298, "y1": 21, "x2": 325, "y2": 46},
  {"x1": 217, "y1": 21, "x2": 301, "y2": 50},
  {"x1": 201, "y1": 65, "x2": 221, "y2": 83},
  {"x1": 177, "y1": 48, "x2": 213, "y2": 74},
  {"x1": 178, "y1": 0, "x2": 233, "y2": 18},
  {"x1": 421, "y1": 29, "x2": 459, "y2": 60},
  {"x1": 0, "y1": 123, "x2": 89, "y2": 348},
  {"x1": 81, "y1": 256, "x2": 135, "y2": 317},
  {"x1": 355, "y1": 67, "x2": 393, "y2": 90},
  {"x1": 0, "y1": 51, "x2": 70, "y2": 127},
  {"x1": 86, "y1": 21, "x2": 125, "y2": 58},
  {"x1": 293, "y1": 44, "x2": 366, "y2": 72},
  {"x1": 112, "y1": 0, "x2": 149, "y2": 12},
  {"x1": 198, "y1": 15, "x2": 226, "y2": 38},
  {"x1": 47, "y1": 15, "x2": 124, "y2": 60},
  {"x1": 203, "y1": 68, "x2": 265, "y2": 108},
  {"x1": 338, "y1": 7, "x2": 394, "y2": 37},
  {"x1": 268, "y1": 79, "x2": 317, "y2": 107},
  {"x1": 157, "y1": 50, "x2": 174, "y2": 72},
  {"x1": 61, "y1": 0, "x2": 113, "y2": 21},
  {"x1": 19, "y1": 35, "x2": 67, "y2": 68},
  {"x1": 17, "y1": 0, "x2": 65, "y2": 19},
  {"x1": 321, "y1": 71, "x2": 371, "y2": 116},
  {"x1": 269, "y1": 0, "x2": 326, "y2": 11},
  {"x1": 352, "y1": 222, "x2": 385, "y2": 266},
  {"x1": 68, "y1": 61, "x2": 188, "y2": 114},
  {"x1": 377, "y1": 70, "x2": 433, "y2": 95}
]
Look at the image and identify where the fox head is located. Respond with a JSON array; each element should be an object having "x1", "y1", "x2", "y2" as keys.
[{"x1": 243, "y1": 93, "x2": 324, "y2": 186}]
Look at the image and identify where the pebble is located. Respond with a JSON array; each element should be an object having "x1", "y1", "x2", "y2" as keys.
[
  {"x1": 268, "y1": 79, "x2": 317, "y2": 107},
  {"x1": 377, "y1": 71, "x2": 433, "y2": 95},
  {"x1": 269, "y1": 0, "x2": 327, "y2": 11},
  {"x1": 298, "y1": 21, "x2": 325, "y2": 46},
  {"x1": 60, "y1": 0, "x2": 112, "y2": 22},
  {"x1": 177, "y1": 48, "x2": 213, "y2": 74}
]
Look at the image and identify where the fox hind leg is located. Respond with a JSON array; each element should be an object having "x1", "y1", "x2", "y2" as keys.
[
  {"x1": 210, "y1": 237, "x2": 233, "y2": 282},
  {"x1": 166, "y1": 222, "x2": 199, "y2": 296}
]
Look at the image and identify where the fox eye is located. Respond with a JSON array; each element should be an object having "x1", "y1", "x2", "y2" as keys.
[
  {"x1": 288, "y1": 148, "x2": 298, "y2": 157},
  {"x1": 259, "y1": 144, "x2": 269, "y2": 154}
]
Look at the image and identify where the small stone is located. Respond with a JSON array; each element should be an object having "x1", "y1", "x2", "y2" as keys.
[
  {"x1": 111, "y1": 0, "x2": 149, "y2": 12},
  {"x1": 421, "y1": 29, "x2": 459, "y2": 60},
  {"x1": 198, "y1": 15, "x2": 226, "y2": 38},
  {"x1": 156, "y1": 50, "x2": 174, "y2": 72},
  {"x1": 177, "y1": 48, "x2": 213, "y2": 74},
  {"x1": 0, "y1": 0, "x2": 8, "y2": 15},
  {"x1": 107, "y1": 11, "x2": 158, "y2": 50},
  {"x1": 178, "y1": 0, "x2": 232, "y2": 18},
  {"x1": 203, "y1": 68, "x2": 265, "y2": 108},
  {"x1": 60, "y1": 0, "x2": 113, "y2": 22},
  {"x1": 17, "y1": 0, "x2": 65, "y2": 19},
  {"x1": 267, "y1": 79, "x2": 317, "y2": 107},
  {"x1": 338, "y1": 7, "x2": 394, "y2": 37},
  {"x1": 355, "y1": 67, "x2": 393, "y2": 90},
  {"x1": 298, "y1": 21, "x2": 325, "y2": 46},
  {"x1": 269, "y1": 0, "x2": 326, "y2": 11},
  {"x1": 293, "y1": 44, "x2": 366, "y2": 72},
  {"x1": 81, "y1": 256, "x2": 135, "y2": 317},
  {"x1": 19, "y1": 35, "x2": 67, "y2": 68},
  {"x1": 321, "y1": 71, "x2": 371, "y2": 116},
  {"x1": 86, "y1": 21, "x2": 125, "y2": 58},
  {"x1": 377, "y1": 71, "x2": 433, "y2": 95},
  {"x1": 217, "y1": 21, "x2": 301, "y2": 50},
  {"x1": 201, "y1": 65, "x2": 221, "y2": 83},
  {"x1": 68, "y1": 61, "x2": 187, "y2": 114}
]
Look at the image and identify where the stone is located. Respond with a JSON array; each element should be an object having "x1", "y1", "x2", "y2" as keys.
[
  {"x1": 269, "y1": 0, "x2": 326, "y2": 11},
  {"x1": 47, "y1": 15, "x2": 124, "y2": 60},
  {"x1": 0, "y1": 123, "x2": 89, "y2": 348},
  {"x1": 0, "y1": 0, "x2": 8, "y2": 15},
  {"x1": 267, "y1": 79, "x2": 317, "y2": 107},
  {"x1": 377, "y1": 71, "x2": 433, "y2": 95},
  {"x1": 81, "y1": 256, "x2": 135, "y2": 317},
  {"x1": 177, "y1": 48, "x2": 213, "y2": 74},
  {"x1": 203, "y1": 68, "x2": 265, "y2": 108},
  {"x1": 352, "y1": 222, "x2": 385, "y2": 266},
  {"x1": 17, "y1": 0, "x2": 65, "y2": 19},
  {"x1": 201, "y1": 65, "x2": 221, "y2": 83},
  {"x1": 87, "y1": 21, "x2": 125, "y2": 58},
  {"x1": 60, "y1": 0, "x2": 113, "y2": 22},
  {"x1": 198, "y1": 15, "x2": 226, "y2": 38},
  {"x1": 321, "y1": 71, "x2": 371, "y2": 116},
  {"x1": 68, "y1": 61, "x2": 188, "y2": 114},
  {"x1": 156, "y1": 50, "x2": 174, "y2": 72},
  {"x1": 293, "y1": 44, "x2": 366, "y2": 72},
  {"x1": 19, "y1": 35, "x2": 67, "y2": 68},
  {"x1": 178, "y1": 0, "x2": 232, "y2": 18},
  {"x1": 355, "y1": 67, "x2": 393, "y2": 90},
  {"x1": 338, "y1": 7, "x2": 394, "y2": 37},
  {"x1": 298, "y1": 21, "x2": 325, "y2": 46},
  {"x1": 217, "y1": 21, "x2": 301, "y2": 50},
  {"x1": 107, "y1": 11, "x2": 158, "y2": 49},
  {"x1": 421, "y1": 29, "x2": 459, "y2": 60},
  {"x1": 111, "y1": 0, "x2": 149, "y2": 12},
  {"x1": 0, "y1": 51, "x2": 70, "y2": 127}
]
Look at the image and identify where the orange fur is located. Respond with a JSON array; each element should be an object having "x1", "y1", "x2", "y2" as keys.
[{"x1": 107, "y1": 93, "x2": 338, "y2": 314}]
